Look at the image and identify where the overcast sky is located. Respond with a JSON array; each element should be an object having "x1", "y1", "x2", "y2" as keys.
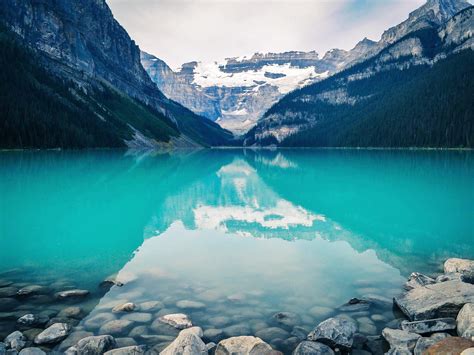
[{"x1": 107, "y1": 0, "x2": 427, "y2": 68}]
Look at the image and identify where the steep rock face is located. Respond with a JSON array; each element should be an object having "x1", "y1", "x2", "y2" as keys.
[
  {"x1": 244, "y1": 3, "x2": 473, "y2": 147},
  {"x1": 0, "y1": 0, "x2": 232, "y2": 147},
  {"x1": 142, "y1": 42, "x2": 376, "y2": 135}
]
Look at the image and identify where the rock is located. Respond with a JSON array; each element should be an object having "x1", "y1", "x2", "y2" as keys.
[
  {"x1": 121, "y1": 312, "x2": 151, "y2": 323},
  {"x1": 366, "y1": 335, "x2": 388, "y2": 355},
  {"x1": 34, "y1": 323, "x2": 71, "y2": 344},
  {"x1": 222, "y1": 324, "x2": 252, "y2": 337},
  {"x1": 458, "y1": 303, "x2": 474, "y2": 340},
  {"x1": 0, "y1": 298, "x2": 20, "y2": 311},
  {"x1": 290, "y1": 326, "x2": 309, "y2": 340},
  {"x1": 84, "y1": 313, "x2": 116, "y2": 329},
  {"x1": 401, "y1": 317, "x2": 456, "y2": 334},
  {"x1": 138, "y1": 301, "x2": 163, "y2": 312},
  {"x1": 115, "y1": 338, "x2": 137, "y2": 348},
  {"x1": 17, "y1": 314, "x2": 48, "y2": 327},
  {"x1": 404, "y1": 273, "x2": 436, "y2": 291},
  {"x1": 0, "y1": 342, "x2": 5, "y2": 355},
  {"x1": 338, "y1": 298, "x2": 370, "y2": 312},
  {"x1": 436, "y1": 273, "x2": 462, "y2": 283},
  {"x1": 414, "y1": 337, "x2": 438, "y2": 355},
  {"x1": 394, "y1": 280, "x2": 474, "y2": 320},
  {"x1": 203, "y1": 329, "x2": 224, "y2": 342},
  {"x1": 112, "y1": 303, "x2": 136, "y2": 313},
  {"x1": 160, "y1": 328, "x2": 207, "y2": 355},
  {"x1": 382, "y1": 328, "x2": 421, "y2": 351},
  {"x1": 76, "y1": 335, "x2": 116, "y2": 354},
  {"x1": 104, "y1": 346, "x2": 146, "y2": 355},
  {"x1": 215, "y1": 336, "x2": 273, "y2": 355},
  {"x1": 292, "y1": 341, "x2": 334, "y2": 355},
  {"x1": 425, "y1": 337, "x2": 474, "y2": 354},
  {"x1": 176, "y1": 300, "x2": 206, "y2": 310},
  {"x1": 57, "y1": 331, "x2": 94, "y2": 351},
  {"x1": 308, "y1": 307, "x2": 333, "y2": 319},
  {"x1": 16, "y1": 285, "x2": 47, "y2": 297},
  {"x1": 22, "y1": 329, "x2": 43, "y2": 342},
  {"x1": 307, "y1": 316, "x2": 357, "y2": 350},
  {"x1": 5, "y1": 331, "x2": 26, "y2": 351},
  {"x1": 0, "y1": 287, "x2": 18, "y2": 298},
  {"x1": 58, "y1": 307, "x2": 82, "y2": 318},
  {"x1": 272, "y1": 312, "x2": 301, "y2": 327},
  {"x1": 461, "y1": 348, "x2": 474, "y2": 355},
  {"x1": 18, "y1": 348, "x2": 46, "y2": 355},
  {"x1": 385, "y1": 348, "x2": 411, "y2": 355},
  {"x1": 444, "y1": 258, "x2": 474, "y2": 274},
  {"x1": 255, "y1": 327, "x2": 290, "y2": 342},
  {"x1": 206, "y1": 342, "x2": 216, "y2": 352},
  {"x1": 158, "y1": 313, "x2": 192, "y2": 330},
  {"x1": 55, "y1": 289, "x2": 90, "y2": 300},
  {"x1": 46, "y1": 316, "x2": 79, "y2": 328},
  {"x1": 128, "y1": 326, "x2": 149, "y2": 338},
  {"x1": 149, "y1": 321, "x2": 180, "y2": 337},
  {"x1": 99, "y1": 320, "x2": 133, "y2": 336}
]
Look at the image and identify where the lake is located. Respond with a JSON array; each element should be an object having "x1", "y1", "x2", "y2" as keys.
[{"x1": 0, "y1": 149, "x2": 473, "y2": 353}]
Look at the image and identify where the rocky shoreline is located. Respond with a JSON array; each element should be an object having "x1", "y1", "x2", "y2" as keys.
[{"x1": 0, "y1": 258, "x2": 473, "y2": 355}]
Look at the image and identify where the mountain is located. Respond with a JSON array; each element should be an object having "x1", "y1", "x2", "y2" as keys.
[
  {"x1": 0, "y1": 0, "x2": 232, "y2": 148},
  {"x1": 142, "y1": 41, "x2": 377, "y2": 135},
  {"x1": 244, "y1": 1, "x2": 473, "y2": 148}
]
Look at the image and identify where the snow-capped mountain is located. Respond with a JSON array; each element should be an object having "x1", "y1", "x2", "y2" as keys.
[{"x1": 142, "y1": 41, "x2": 377, "y2": 135}]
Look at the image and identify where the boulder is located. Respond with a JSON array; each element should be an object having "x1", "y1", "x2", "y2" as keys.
[
  {"x1": 307, "y1": 316, "x2": 357, "y2": 350},
  {"x1": 76, "y1": 335, "x2": 116, "y2": 354},
  {"x1": 292, "y1": 341, "x2": 334, "y2": 355},
  {"x1": 425, "y1": 337, "x2": 474, "y2": 354},
  {"x1": 160, "y1": 328, "x2": 207, "y2": 355},
  {"x1": 215, "y1": 336, "x2": 274, "y2": 355},
  {"x1": 112, "y1": 303, "x2": 136, "y2": 313},
  {"x1": 55, "y1": 289, "x2": 89, "y2": 299},
  {"x1": 5, "y1": 331, "x2": 26, "y2": 351},
  {"x1": 404, "y1": 273, "x2": 436, "y2": 290},
  {"x1": 444, "y1": 258, "x2": 474, "y2": 274},
  {"x1": 18, "y1": 348, "x2": 46, "y2": 355},
  {"x1": 34, "y1": 323, "x2": 71, "y2": 344},
  {"x1": 382, "y1": 328, "x2": 421, "y2": 352},
  {"x1": 458, "y1": 303, "x2": 474, "y2": 340},
  {"x1": 158, "y1": 313, "x2": 192, "y2": 330},
  {"x1": 104, "y1": 346, "x2": 146, "y2": 355},
  {"x1": 400, "y1": 318, "x2": 456, "y2": 334},
  {"x1": 394, "y1": 280, "x2": 474, "y2": 320}
]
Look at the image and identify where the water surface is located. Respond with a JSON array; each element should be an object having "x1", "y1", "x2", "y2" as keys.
[{"x1": 0, "y1": 149, "x2": 473, "y2": 353}]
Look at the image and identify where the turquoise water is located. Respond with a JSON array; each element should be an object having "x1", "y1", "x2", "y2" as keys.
[{"x1": 0, "y1": 149, "x2": 473, "y2": 352}]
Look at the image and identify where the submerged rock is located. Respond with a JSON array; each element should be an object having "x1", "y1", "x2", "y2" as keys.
[
  {"x1": 0, "y1": 297, "x2": 20, "y2": 311},
  {"x1": 382, "y1": 328, "x2": 421, "y2": 352},
  {"x1": 307, "y1": 316, "x2": 357, "y2": 350},
  {"x1": 55, "y1": 289, "x2": 90, "y2": 300},
  {"x1": 394, "y1": 280, "x2": 474, "y2": 320},
  {"x1": 17, "y1": 314, "x2": 48, "y2": 327},
  {"x1": 160, "y1": 327, "x2": 207, "y2": 355},
  {"x1": 272, "y1": 312, "x2": 301, "y2": 327},
  {"x1": 292, "y1": 341, "x2": 334, "y2": 355},
  {"x1": 255, "y1": 327, "x2": 290, "y2": 342},
  {"x1": 425, "y1": 337, "x2": 474, "y2": 354},
  {"x1": 0, "y1": 287, "x2": 18, "y2": 298},
  {"x1": 98, "y1": 320, "x2": 133, "y2": 336},
  {"x1": 112, "y1": 302, "x2": 136, "y2": 313},
  {"x1": 158, "y1": 313, "x2": 192, "y2": 330},
  {"x1": 458, "y1": 303, "x2": 474, "y2": 340},
  {"x1": 104, "y1": 345, "x2": 146, "y2": 355},
  {"x1": 18, "y1": 348, "x2": 46, "y2": 355},
  {"x1": 400, "y1": 318, "x2": 456, "y2": 334},
  {"x1": 444, "y1": 258, "x2": 474, "y2": 274},
  {"x1": 84, "y1": 313, "x2": 116, "y2": 329},
  {"x1": 404, "y1": 273, "x2": 436, "y2": 291},
  {"x1": 34, "y1": 323, "x2": 71, "y2": 344},
  {"x1": 215, "y1": 336, "x2": 273, "y2": 355},
  {"x1": 176, "y1": 300, "x2": 206, "y2": 310},
  {"x1": 76, "y1": 335, "x2": 116, "y2": 355},
  {"x1": 16, "y1": 285, "x2": 47, "y2": 297},
  {"x1": 5, "y1": 331, "x2": 26, "y2": 351},
  {"x1": 58, "y1": 307, "x2": 82, "y2": 318}
]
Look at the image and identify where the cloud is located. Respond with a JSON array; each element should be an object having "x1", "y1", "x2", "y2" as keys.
[{"x1": 107, "y1": 0, "x2": 426, "y2": 68}]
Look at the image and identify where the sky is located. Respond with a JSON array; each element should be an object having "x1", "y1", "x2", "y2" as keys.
[{"x1": 107, "y1": 0, "x2": 427, "y2": 68}]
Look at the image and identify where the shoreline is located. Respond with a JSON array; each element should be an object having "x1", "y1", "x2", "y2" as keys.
[{"x1": 0, "y1": 258, "x2": 473, "y2": 354}]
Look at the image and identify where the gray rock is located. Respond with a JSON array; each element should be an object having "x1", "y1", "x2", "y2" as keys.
[
  {"x1": 112, "y1": 303, "x2": 136, "y2": 313},
  {"x1": 272, "y1": 312, "x2": 301, "y2": 327},
  {"x1": 401, "y1": 317, "x2": 456, "y2": 334},
  {"x1": 104, "y1": 345, "x2": 146, "y2": 355},
  {"x1": 17, "y1": 314, "x2": 48, "y2": 327},
  {"x1": 255, "y1": 327, "x2": 290, "y2": 342},
  {"x1": 58, "y1": 307, "x2": 82, "y2": 318},
  {"x1": 55, "y1": 289, "x2": 89, "y2": 300},
  {"x1": 16, "y1": 286, "x2": 47, "y2": 297},
  {"x1": 292, "y1": 341, "x2": 334, "y2": 355},
  {"x1": 444, "y1": 258, "x2": 474, "y2": 274},
  {"x1": 215, "y1": 336, "x2": 273, "y2": 355},
  {"x1": 76, "y1": 335, "x2": 116, "y2": 355},
  {"x1": 176, "y1": 300, "x2": 206, "y2": 310},
  {"x1": 158, "y1": 314, "x2": 192, "y2": 330},
  {"x1": 414, "y1": 337, "x2": 437, "y2": 355},
  {"x1": 382, "y1": 328, "x2": 421, "y2": 351},
  {"x1": 99, "y1": 320, "x2": 133, "y2": 336},
  {"x1": 307, "y1": 316, "x2": 357, "y2": 350},
  {"x1": 5, "y1": 331, "x2": 26, "y2": 351},
  {"x1": 18, "y1": 348, "x2": 46, "y2": 355},
  {"x1": 121, "y1": 312, "x2": 151, "y2": 323},
  {"x1": 458, "y1": 303, "x2": 474, "y2": 340},
  {"x1": 404, "y1": 273, "x2": 436, "y2": 290},
  {"x1": 84, "y1": 313, "x2": 116, "y2": 329},
  {"x1": 394, "y1": 280, "x2": 474, "y2": 320},
  {"x1": 34, "y1": 323, "x2": 71, "y2": 344},
  {"x1": 160, "y1": 327, "x2": 207, "y2": 355},
  {"x1": 385, "y1": 348, "x2": 411, "y2": 355}
]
